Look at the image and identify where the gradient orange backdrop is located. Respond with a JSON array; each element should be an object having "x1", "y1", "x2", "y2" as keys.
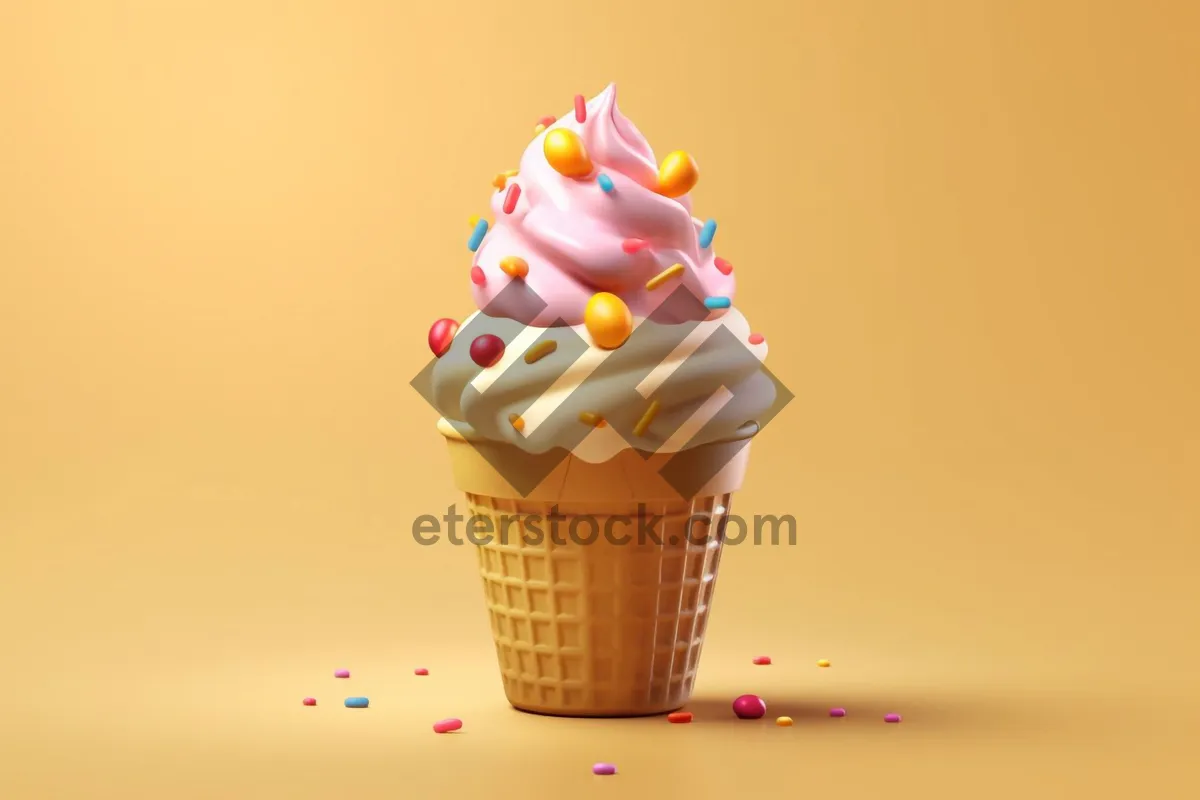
[{"x1": 1, "y1": 1, "x2": 1197, "y2": 797}]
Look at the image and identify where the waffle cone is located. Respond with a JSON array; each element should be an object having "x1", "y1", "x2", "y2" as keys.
[{"x1": 442, "y1": 428, "x2": 752, "y2": 716}]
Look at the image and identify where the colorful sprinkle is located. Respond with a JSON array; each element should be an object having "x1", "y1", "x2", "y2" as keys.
[
  {"x1": 469, "y1": 334, "x2": 505, "y2": 368},
  {"x1": 544, "y1": 129, "x2": 592, "y2": 177},
  {"x1": 714, "y1": 256, "x2": 733, "y2": 275},
  {"x1": 428, "y1": 318, "x2": 459, "y2": 358},
  {"x1": 470, "y1": 266, "x2": 486, "y2": 286},
  {"x1": 699, "y1": 219, "x2": 717, "y2": 248},
  {"x1": 704, "y1": 296, "x2": 731, "y2": 310},
  {"x1": 578, "y1": 411, "x2": 605, "y2": 427},
  {"x1": 752, "y1": 655, "x2": 772, "y2": 666},
  {"x1": 468, "y1": 219, "x2": 488, "y2": 252},
  {"x1": 538, "y1": 116, "x2": 556, "y2": 127},
  {"x1": 884, "y1": 713, "x2": 902, "y2": 723},
  {"x1": 509, "y1": 413, "x2": 525, "y2": 432},
  {"x1": 499, "y1": 256, "x2": 528, "y2": 279},
  {"x1": 344, "y1": 697, "x2": 369, "y2": 708},
  {"x1": 524, "y1": 339, "x2": 558, "y2": 364},
  {"x1": 302, "y1": 697, "x2": 316, "y2": 706},
  {"x1": 817, "y1": 659, "x2": 831, "y2": 668},
  {"x1": 645, "y1": 263, "x2": 685, "y2": 291},
  {"x1": 667, "y1": 711, "x2": 693, "y2": 724},
  {"x1": 414, "y1": 668, "x2": 429, "y2": 676},
  {"x1": 732, "y1": 694, "x2": 766, "y2": 719},
  {"x1": 656, "y1": 150, "x2": 699, "y2": 198},
  {"x1": 469, "y1": 215, "x2": 480, "y2": 227},
  {"x1": 748, "y1": 333, "x2": 765, "y2": 345},
  {"x1": 503, "y1": 183, "x2": 521, "y2": 214},
  {"x1": 491, "y1": 173, "x2": 508, "y2": 190},
  {"x1": 776, "y1": 716, "x2": 794, "y2": 727},
  {"x1": 592, "y1": 763, "x2": 617, "y2": 776},
  {"x1": 433, "y1": 718, "x2": 463, "y2": 734},
  {"x1": 574, "y1": 94, "x2": 586, "y2": 122},
  {"x1": 830, "y1": 707, "x2": 847, "y2": 717},
  {"x1": 584, "y1": 292, "x2": 633, "y2": 349},
  {"x1": 533, "y1": 123, "x2": 546, "y2": 135},
  {"x1": 597, "y1": 174, "x2": 614, "y2": 193},
  {"x1": 633, "y1": 399, "x2": 661, "y2": 438},
  {"x1": 334, "y1": 669, "x2": 350, "y2": 678},
  {"x1": 621, "y1": 238, "x2": 649, "y2": 254}
]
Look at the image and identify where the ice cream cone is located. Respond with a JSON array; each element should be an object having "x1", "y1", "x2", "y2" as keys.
[{"x1": 442, "y1": 425, "x2": 752, "y2": 716}]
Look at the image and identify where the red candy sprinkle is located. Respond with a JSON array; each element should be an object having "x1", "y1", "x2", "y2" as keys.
[
  {"x1": 433, "y1": 718, "x2": 463, "y2": 734},
  {"x1": 470, "y1": 266, "x2": 486, "y2": 286},
  {"x1": 667, "y1": 711, "x2": 693, "y2": 723},
  {"x1": 621, "y1": 238, "x2": 648, "y2": 254},
  {"x1": 574, "y1": 94, "x2": 586, "y2": 122},
  {"x1": 428, "y1": 318, "x2": 459, "y2": 358},
  {"x1": 538, "y1": 115, "x2": 556, "y2": 127},
  {"x1": 414, "y1": 668, "x2": 429, "y2": 676},
  {"x1": 503, "y1": 183, "x2": 521, "y2": 214},
  {"x1": 302, "y1": 697, "x2": 316, "y2": 706},
  {"x1": 469, "y1": 334, "x2": 505, "y2": 368},
  {"x1": 748, "y1": 333, "x2": 765, "y2": 345},
  {"x1": 752, "y1": 655, "x2": 772, "y2": 665},
  {"x1": 714, "y1": 257, "x2": 733, "y2": 275}
]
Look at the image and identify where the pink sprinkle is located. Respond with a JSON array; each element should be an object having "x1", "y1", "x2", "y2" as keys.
[
  {"x1": 538, "y1": 115, "x2": 557, "y2": 127},
  {"x1": 830, "y1": 707, "x2": 847, "y2": 717},
  {"x1": 752, "y1": 655, "x2": 772, "y2": 665},
  {"x1": 748, "y1": 333, "x2": 765, "y2": 345},
  {"x1": 302, "y1": 697, "x2": 316, "y2": 706},
  {"x1": 334, "y1": 669, "x2": 350, "y2": 679},
  {"x1": 592, "y1": 763, "x2": 617, "y2": 776},
  {"x1": 433, "y1": 718, "x2": 462, "y2": 734},
  {"x1": 503, "y1": 183, "x2": 521, "y2": 214},
  {"x1": 884, "y1": 713, "x2": 902, "y2": 723},
  {"x1": 714, "y1": 257, "x2": 733, "y2": 275},
  {"x1": 621, "y1": 238, "x2": 648, "y2": 254},
  {"x1": 414, "y1": 668, "x2": 429, "y2": 676},
  {"x1": 470, "y1": 266, "x2": 486, "y2": 286},
  {"x1": 574, "y1": 94, "x2": 586, "y2": 122}
]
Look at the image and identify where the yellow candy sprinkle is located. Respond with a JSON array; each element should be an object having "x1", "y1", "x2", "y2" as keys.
[
  {"x1": 544, "y1": 128, "x2": 593, "y2": 178},
  {"x1": 584, "y1": 292, "x2": 632, "y2": 349},
  {"x1": 646, "y1": 263, "x2": 685, "y2": 291},
  {"x1": 657, "y1": 150, "x2": 699, "y2": 198},
  {"x1": 533, "y1": 123, "x2": 546, "y2": 135},
  {"x1": 500, "y1": 256, "x2": 529, "y2": 279},
  {"x1": 469, "y1": 215, "x2": 480, "y2": 228},
  {"x1": 509, "y1": 413, "x2": 525, "y2": 432},
  {"x1": 633, "y1": 399, "x2": 660, "y2": 438},
  {"x1": 504, "y1": 170, "x2": 519, "y2": 177},
  {"x1": 579, "y1": 411, "x2": 605, "y2": 427},
  {"x1": 523, "y1": 339, "x2": 557, "y2": 364},
  {"x1": 817, "y1": 659, "x2": 831, "y2": 668},
  {"x1": 776, "y1": 716, "x2": 794, "y2": 727}
]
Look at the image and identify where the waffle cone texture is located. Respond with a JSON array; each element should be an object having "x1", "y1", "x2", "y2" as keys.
[{"x1": 442, "y1": 429, "x2": 752, "y2": 716}]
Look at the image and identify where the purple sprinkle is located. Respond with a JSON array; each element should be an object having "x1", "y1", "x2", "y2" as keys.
[
  {"x1": 592, "y1": 762, "x2": 617, "y2": 776},
  {"x1": 334, "y1": 669, "x2": 350, "y2": 678},
  {"x1": 829, "y1": 707, "x2": 847, "y2": 717},
  {"x1": 884, "y1": 713, "x2": 902, "y2": 723}
]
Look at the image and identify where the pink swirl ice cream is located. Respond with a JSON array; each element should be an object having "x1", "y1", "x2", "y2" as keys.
[
  {"x1": 472, "y1": 84, "x2": 736, "y2": 327},
  {"x1": 427, "y1": 84, "x2": 775, "y2": 463}
]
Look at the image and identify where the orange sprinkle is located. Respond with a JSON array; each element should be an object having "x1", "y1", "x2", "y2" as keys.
[
  {"x1": 579, "y1": 411, "x2": 605, "y2": 427},
  {"x1": 646, "y1": 263, "x2": 685, "y2": 291},
  {"x1": 500, "y1": 256, "x2": 529, "y2": 279},
  {"x1": 492, "y1": 173, "x2": 508, "y2": 190},
  {"x1": 633, "y1": 400, "x2": 660, "y2": 437},
  {"x1": 509, "y1": 414, "x2": 525, "y2": 432},
  {"x1": 524, "y1": 339, "x2": 557, "y2": 364}
]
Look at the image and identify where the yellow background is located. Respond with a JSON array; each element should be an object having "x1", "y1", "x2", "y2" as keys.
[{"x1": 2, "y1": 1, "x2": 1197, "y2": 797}]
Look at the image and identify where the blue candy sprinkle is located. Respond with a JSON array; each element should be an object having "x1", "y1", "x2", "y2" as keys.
[
  {"x1": 467, "y1": 219, "x2": 489, "y2": 252},
  {"x1": 597, "y1": 174, "x2": 614, "y2": 193},
  {"x1": 344, "y1": 697, "x2": 370, "y2": 708},
  {"x1": 699, "y1": 219, "x2": 717, "y2": 248},
  {"x1": 704, "y1": 296, "x2": 731, "y2": 310}
]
